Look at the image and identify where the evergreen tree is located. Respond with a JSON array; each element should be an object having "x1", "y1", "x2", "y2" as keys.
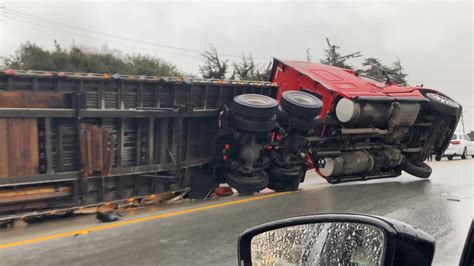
[
  {"x1": 199, "y1": 44, "x2": 228, "y2": 79},
  {"x1": 231, "y1": 54, "x2": 272, "y2": 81},
  {"x1": 320, "y1": 38, "x2": 362, "y2": 69},
  {"x1": 360, "y1": 57, "x2": 408, "y2": 85},
  {"x1": 387, "y1": 58, "x2": 408, "y2": 86},
  {"x1": 361, "y1": 57, "x2": 387, "y2": 81}
]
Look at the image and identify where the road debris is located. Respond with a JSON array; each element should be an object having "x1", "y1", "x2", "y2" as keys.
[
  {"x1": 447, "y1": 198, "x2": 461, "y2": 202},
  {"x1": 96, "y1": 212, "x2": 122, "y2": 223}
]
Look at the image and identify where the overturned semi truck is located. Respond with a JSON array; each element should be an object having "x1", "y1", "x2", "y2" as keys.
[
  {"x1": 0, "y1": 58, "x2": 462, "y2": 218},
  {"x1": 218, "y1": 59, "x2": 461, "y2": 194}
]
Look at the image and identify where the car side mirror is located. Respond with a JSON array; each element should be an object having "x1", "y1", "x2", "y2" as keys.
[
  {"x1": 460, "y1": 220, "x2": 474, "y2": 266},
  {"x1": 238, "y1": 213, "x2": 435, "y2": 266}
]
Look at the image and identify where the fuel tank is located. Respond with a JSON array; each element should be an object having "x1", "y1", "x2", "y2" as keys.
[{"x1": 318, "y1": 151, "x2": 374, "y2": 177}]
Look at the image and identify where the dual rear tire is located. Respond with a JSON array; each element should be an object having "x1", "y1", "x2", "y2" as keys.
[
  {"x1": 267, "y1": 165, "x2": 307, "y2": 192},
  {"x1": 280, "y1": 91, "x2": 322, "y2": 118},
  {"x1": 268, "y1": 91, "x2": 320, "y2": 191},
  {"x1": 230, "y1": 114, "x2": 276, "y2": 132},
  {"x1": 231, "y1": 94, "x2": 278, "y2": 132},
  {"x1": 226, "y1": 94, "x2": 276, "y2": 195},
  {"x1": 277, "y1": 91, "x2": 322, "y2": 131},
  {"x1": 226, "y1": 171, "x2": 269, "y2": 196},
  {"x1": 233, "y1": 94, "x2": 278, "y2": 118},
  {"x1": 228, "y1": 92, "x2": 320, "y2": 194}
]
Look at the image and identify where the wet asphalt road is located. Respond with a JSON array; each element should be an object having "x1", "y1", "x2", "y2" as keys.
[{"x1": 0, "y1": 158, "x2": 473, "y2": 265}]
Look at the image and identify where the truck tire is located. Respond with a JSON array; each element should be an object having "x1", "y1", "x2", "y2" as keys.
[
  {"x1": 461, "y1": 147, "x2": 467, "y2": 159},
  {"x1": 233, "y1": 94, "x2": 278, "y2": 119},
  {"x1": 280, "y1": 91, "x2": 322, "y2": 118},
  {"x1": 403, "y1": 161, "x2": 432, "y2": 178},
  {"x1": 226, "y1": 171, "x2": 269, "y2": 195},
  {"x1": 447, "y1": 155, "x2": 453, "y2": 160},
  {"x1": 267, "y1": 165, "x2": 306, "y2": 192},
  {"x1": 435, "y1": 155, "x2": 441, "y2": 161},
  {"x1": 268, "y1": 180, "x2": 300, "y2": 192},
  {"x1": 268, "y1": 165, "x2": 301, "y2": 183},
  {"x1": 230, "y1": 114, "x2": 276, "y2": 132},
  {"x1": 253, "y1": 157, "x2": 271, "y2": 172},
  {"x1": 424, "y1": 92, "x2": 460, "y2": 116},
  {"x1": 273, "y1": 154, "x2": 306, "y2": 167},
  {"x1": 267, "y1": 167, "x2": 306, "y2": 192},
  {"x1": 277, "y1": 107, "x2": 317, "y2": 130}
]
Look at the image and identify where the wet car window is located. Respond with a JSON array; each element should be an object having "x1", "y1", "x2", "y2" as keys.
[{"x1": 250, "y1": 222, "x2": 385, "y2": 266}]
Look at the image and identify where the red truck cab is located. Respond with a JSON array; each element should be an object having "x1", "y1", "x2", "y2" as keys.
[{"x1": 271, "y1": 59, "x2": 461, "y2": 183}]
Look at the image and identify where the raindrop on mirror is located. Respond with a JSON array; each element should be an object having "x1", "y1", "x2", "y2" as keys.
[{"x1": 250, "y1": 222, "x2": 385, "y2": 266}]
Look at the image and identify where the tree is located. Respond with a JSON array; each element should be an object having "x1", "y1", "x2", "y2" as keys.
[
  {"x1": 4, "y1": 42, "x2": 183, "y2": 76},
  {"x1": 231, "y1": 54, "x2": 272, "y2": 81},
  {"x1": 232, "y1": 54, "x2": 256, "y2": 80},
  {"x1": 6, "y1": 42, "x2": 53, "y2": 70},
  {"x1": 199, "y1": 44, "x2": 228, "y2": 79},
  {"x1": 360, "y1": 57, "x2": 387, "y2": 81},
  {"x1": 320, "y1": 38, "x2": 362, "y2": 69},
  {"x1": 252, "y1": 61, "x2": 272, "y2": 81},
  {"x1": 387, "y1": 58, "x2": 408, "y2": 86},
  {"x1": 127, "y1": 54, "x2": 181, "y2": 76},
  {"x1": 360, "y1": 57, "x2": 408, "y2": 85}
]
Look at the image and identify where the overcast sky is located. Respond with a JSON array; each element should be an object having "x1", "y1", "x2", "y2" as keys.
[{"x1": 1, "y1": 0, "x2": 473, "y2": 130}]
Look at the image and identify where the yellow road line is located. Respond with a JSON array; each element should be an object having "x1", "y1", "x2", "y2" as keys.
[{"x1": 0, "y1": 191, "x2": 291, "y2": 249}]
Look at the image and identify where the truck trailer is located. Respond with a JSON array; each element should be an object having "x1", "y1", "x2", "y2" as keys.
[{"x1": 0, "y1": 69, "x2": 280, "y2": 218}]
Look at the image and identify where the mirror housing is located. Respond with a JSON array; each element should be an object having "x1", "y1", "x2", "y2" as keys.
[
  {"x1": 460, "y1": 220, "x2": 474, "y2": 266},
  {"x1": 238, "y1": 213, "x2": 435, "y2": 266}
]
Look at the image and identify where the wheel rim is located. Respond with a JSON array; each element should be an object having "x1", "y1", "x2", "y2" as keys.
[
  {"x1": 235, "y1": 94, "x2": 277, "y2": 108},
  {"x1": 283, "y1": 91, "x2": 321, "y2": 107},
  {"x1": 293, "y1": 95, "x2": 314, "y2": 104}
]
